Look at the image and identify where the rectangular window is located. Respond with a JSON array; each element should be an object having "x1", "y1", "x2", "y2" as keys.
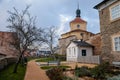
[
  {"x1": 110, "y1": 4, "x2": 120, "y2": 20},
  {"x1": 69, "y1": 48, "x2": 71, "y2": 55},
  {"x1": 82, "y1": 50, "x2": 86, "y2": 56},
  {"x1": 114, "y1": 37, "x2": 120, "y2": 51},
  {"x1": 74, "y1": 48, "x2": 76, "y2": 56}
]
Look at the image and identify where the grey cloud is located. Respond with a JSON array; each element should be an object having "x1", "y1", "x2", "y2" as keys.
[{"x1": 0, "y1": 0, "x2": 103, "y2": 34}]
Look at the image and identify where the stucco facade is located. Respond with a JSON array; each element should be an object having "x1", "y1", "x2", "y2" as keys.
[
  {"x1": 67, "y1": 42, "x2": 78, "y2": 62},
  {"x1": 67, "y1": 41, "x2": 93, "y2": 62},
  {"x1": 70, "y1": 17, "x2": 87, "y2": 31},
  {"x1": 66, "y1": 40, "x2": 100, "y2": 64}
]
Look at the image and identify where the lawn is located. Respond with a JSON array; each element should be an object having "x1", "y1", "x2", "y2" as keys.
[
  {"x1": 35, "y1": 57, "x2": 54, "y2": 62},
  {"x1": 27, "y1": 57, "x2": 40, "y2": 61},
  {"x1": 41, "y1": 65, "x2": 71, "y2": 70},
  {"x1": 0, "y1": 64, "x2": 26, "y2": 80}
]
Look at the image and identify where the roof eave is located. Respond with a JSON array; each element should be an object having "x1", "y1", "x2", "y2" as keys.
[{"x1": 94, "y1": 0, "x2": 110, "y2": 9}]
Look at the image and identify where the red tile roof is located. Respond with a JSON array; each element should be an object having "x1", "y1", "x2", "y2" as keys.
[{"x1": 70, "y1": 17, "x2": 87, "y2": 23}]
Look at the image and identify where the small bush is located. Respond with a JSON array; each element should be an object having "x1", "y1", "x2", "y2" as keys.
[
  {"x1": 74, "y1": 62, "x2": 120, "y2": 79},
  {"x1": 90, "y1": 62, "x2": 110, "y2": 79},
  {"x1": 35, "y1": 57, "x2": 54, "y2": 62},
  {"x1": 107, "y1": 75, "x2": 120, "y2": 80},
  {"x1": 75, "y1": 66, "x2": 91, "y2": 77},
  {"x1": 54, "y1": 54, "x2": 66, "y2": 61},
  {"x1": 62, "y1": 76, "x2": 73, "y2": 80},
  {"x1": 41, "y1": 65, "x2": 70, "y2": 70},
  {"x1": 46, "y1": 67, "x2": 64, "y2": 80}
]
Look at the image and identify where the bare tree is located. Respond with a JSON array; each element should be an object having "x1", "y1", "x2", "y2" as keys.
[
  {"x1": 43, "y1": 26, "x2": 58, "y2": 59},
  {"x1": 7, "y1": 6, "x2": 44, "y2": 73}
]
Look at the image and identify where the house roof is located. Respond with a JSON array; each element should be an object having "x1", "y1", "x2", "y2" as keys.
[
  {"x1": 73, "y1": 40, "x2": 94, "y2": 47},
  {"x1": 94, "y1": 0, "x2": 110, "y2": 9},
  {"x1": 70, "y1": 17, "x2": 87, "y2": 23}
]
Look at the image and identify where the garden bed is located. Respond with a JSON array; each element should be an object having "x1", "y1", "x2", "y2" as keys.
[
  {"x1": 45, "y1": 62, "x2": 120, "y2": 80},
  {"x1": 41, "y1": 65, "x2": 71, "y2": 70}
]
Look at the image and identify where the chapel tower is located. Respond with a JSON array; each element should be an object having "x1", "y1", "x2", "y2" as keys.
[
  {"x1": 70, "y1": 5, "x2": 87, "y2": 31},
  {"x1": 59, "y1": 4, "x2": 94, "y2": 55}
]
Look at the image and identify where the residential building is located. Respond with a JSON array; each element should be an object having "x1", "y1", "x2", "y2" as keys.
[{"x1": 94, "y1": 0, "x2": 120, "y2": 62}]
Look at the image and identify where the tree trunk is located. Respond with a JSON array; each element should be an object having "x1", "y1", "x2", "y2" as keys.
[{"x1": 13, "y1": 51, "x2": 24, "y2": 73}]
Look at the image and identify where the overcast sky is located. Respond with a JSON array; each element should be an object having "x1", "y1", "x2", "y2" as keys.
[{"x1": 0, "y1": 0, "x2": 102, "y2": 35}]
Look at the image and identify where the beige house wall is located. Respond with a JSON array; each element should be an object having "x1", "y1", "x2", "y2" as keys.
[
  {"x1": 61, "y1": 31, "x2": 94, "y2": 40},
  {"x1": 70, "y1": 22, "x2": 87, "y2": 31}
]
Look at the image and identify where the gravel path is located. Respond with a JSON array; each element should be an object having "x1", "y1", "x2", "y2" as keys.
[
  {"x1": 24, "y1": 60, "x2": 96, "y2": 80},
  {"x1": 24, "y1": 60, "x2": 49, "y2": 80}
]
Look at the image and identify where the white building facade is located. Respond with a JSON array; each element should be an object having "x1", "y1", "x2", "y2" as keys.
[{"x1": 67, "y1": 40, "x2": 100, "y2": 64}]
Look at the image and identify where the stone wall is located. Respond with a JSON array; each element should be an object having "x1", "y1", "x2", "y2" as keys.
[
  {"x1": 0, "y1": 32, "x2": 18, "y2": 57},
  {"x1": 99, "y1": 1, "x2": 120, "y2": 62},
  {"x1": 58, "y1": 35, "x2": 77, "y2": 55},
  {"x1": 86, "y1": 33, "x2": 101, "y2": 55},
  {"x1": 0, "y1": 56, "x2": 17, "y2": 70}
]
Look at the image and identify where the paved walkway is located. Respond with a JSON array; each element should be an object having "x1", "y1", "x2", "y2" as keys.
[{"x1": 24, "y1": 60, "x2": 49, "y2": 80}]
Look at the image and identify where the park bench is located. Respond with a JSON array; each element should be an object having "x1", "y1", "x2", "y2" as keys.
[
  {"x1": 47, "y1": 60, "x2": 60, "y2": 66},
  {"x1": 112, "y1": 62, "x2": 120, "y2": 68}
]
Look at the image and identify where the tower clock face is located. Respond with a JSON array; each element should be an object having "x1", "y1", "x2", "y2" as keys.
[{"x1": 77, "y1": 24, "x2": 80, "y2": 28}]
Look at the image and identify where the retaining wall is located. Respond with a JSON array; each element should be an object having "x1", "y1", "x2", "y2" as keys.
[{"x1": 0, "y1": 56, "x2": 17, "y2": 70}]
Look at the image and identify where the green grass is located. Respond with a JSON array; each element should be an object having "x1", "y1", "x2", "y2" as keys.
[
  {"x1": 0, "y1": 64, "x2": 26, "y2": 80},
  {"x1": 35, "y1": 57, "x2": 54, "y2": 62},
  {"x1": 27, "y1": 57, "x2": 40, "y2": 61},
  {"x1": 41, "y1": 65, "x2": 71, "y2": 70}
]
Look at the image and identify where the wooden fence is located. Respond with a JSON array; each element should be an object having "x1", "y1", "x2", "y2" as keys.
[{"x1": 78, "y1": 56, "x2": 100, "y2": 64}]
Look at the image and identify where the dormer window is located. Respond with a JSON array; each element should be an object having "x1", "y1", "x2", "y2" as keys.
[
  {"x1": 77, "y1": 24, "x2": 80, "y2": 28},
  {"x1": 110, "y1": 4, "x2": 120, "y2": 20}
]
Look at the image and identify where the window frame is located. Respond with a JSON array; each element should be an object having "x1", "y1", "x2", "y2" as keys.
[
  {"x1": 77, "y1": 24, "x2": 80, "y2": 29},
  {"x1": 74, "y1": 47, "x2": 76, "y2": 56},
  {"x1": 69, "y1": 48, "x2": 71, "y2": 56},
  {"x1": 110, "y1": 2, "x2": 120, "y2": 21},
  {"x1": 114, "y1": 36, "x2": 120, "y2": 51},
  {"x1": 81, "y1": 49, "x2": 87, "y2": 56}
]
